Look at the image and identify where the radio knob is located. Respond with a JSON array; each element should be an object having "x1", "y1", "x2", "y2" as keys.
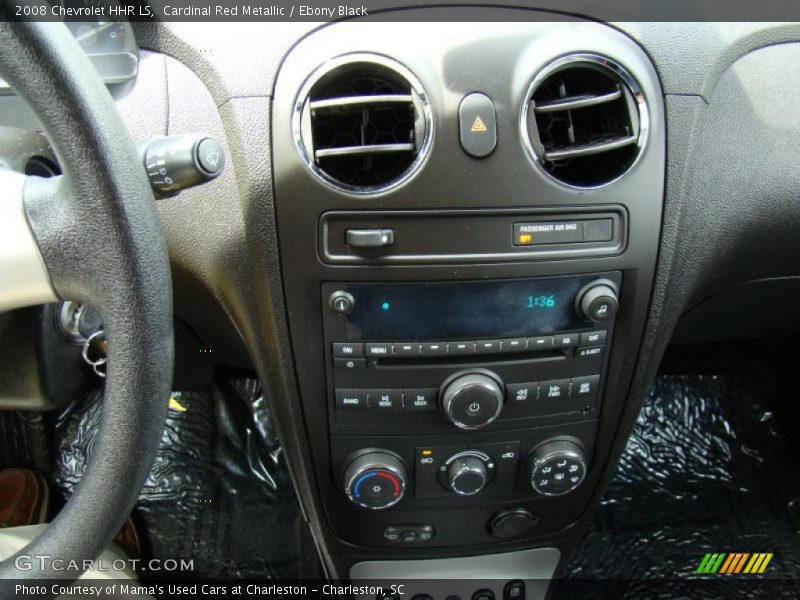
[
  {"x1": 527, "y1": 440, "x2": 587, "y2": 496},
  {"x1": 343, "y1": 449, "x2": 407, "y2": 510},
  {"x1": 447, "y1": 454, "x2": 488, "y2": 496},
  {"x1": 576, "y1": 279, "x2": 619, "y2": 323},
  {"x1": 441, "y1": 370, "x2": 504, "y2": 430}
]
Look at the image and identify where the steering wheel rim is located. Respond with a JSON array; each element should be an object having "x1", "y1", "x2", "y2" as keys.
[{"x1": 0, "y1": 19, "x2": 173, "y2": 588}]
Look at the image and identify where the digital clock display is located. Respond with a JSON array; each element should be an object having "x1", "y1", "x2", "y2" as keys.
[{"x1": 343, "y1": 277, "x2": 593, "y2": 341}]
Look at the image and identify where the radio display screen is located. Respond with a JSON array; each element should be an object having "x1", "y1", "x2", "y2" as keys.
[{"x1": 343, "y1": 277, "x2": 592, "y2": 341}]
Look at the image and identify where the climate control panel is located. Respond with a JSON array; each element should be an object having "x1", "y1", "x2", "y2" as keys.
[{"x1": 340, "y1": 435, "x2": 591, "y2": 511}]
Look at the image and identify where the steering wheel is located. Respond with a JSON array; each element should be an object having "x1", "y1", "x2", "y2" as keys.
[{"x1": 0, "y1": 19, "x2": 173, "y2": 589}]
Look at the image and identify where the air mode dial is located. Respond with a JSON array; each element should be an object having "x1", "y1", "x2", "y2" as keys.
[
  {"x1": 527, "y1": 440, "x2": 587, "y2": 496},
  {"x1": 441, "y1": 370, "x2": 504, "y2": 430},
  {"x1": 343, "y1": 449, "x2": 407, "y2": 510},
  {"x1": 438, "y1": 450, "x2": 496, "y2": 496}
]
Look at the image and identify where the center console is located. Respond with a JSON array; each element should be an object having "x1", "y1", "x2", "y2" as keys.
[
  {"x1": 326, "y1": 274, "x2": 618, "y2": 544},
  {"x1": 271, "y1": 13, "x2": 665, "y2": 576}
]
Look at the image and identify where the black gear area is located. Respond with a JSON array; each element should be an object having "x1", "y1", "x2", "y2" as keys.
[
  {"x1": 49, "y1": 379, "x2": 304, "y2": 580},
  {"x1": 559, "y1": 375, "x2": 800, "y2": 598}
]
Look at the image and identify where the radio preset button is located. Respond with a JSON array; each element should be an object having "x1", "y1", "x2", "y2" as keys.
[
  {"x1": 420, "y1": 342, "x2": 446, "y2": 356},
  {"x1": 448, "y1": 341, "x2": 476, "y2": 355},
  {"x1": 333, "y1": 342, "x2": 364, "y2": 357},
  {"x1": 335, "y1": 389, "x2": 369, "y2": 410},
  {"x1": 554, "y1": 333, "x2": 578, "y2": 348},
  {"x1": 540, "y1": 379, "x2": 570, "y2": 400},
  {"x1": 502, "y1": 338, "x2": 527, "y2": 352},
  {"x1": 394, "y1": 342, "x2": 421, "y2": 356},
  {"x1": 579, "y1": 330, "x2": 607, "y2": 346},
  {"x1": 366, "y1": 343, "x2": 393, "y2": 357},
  {"x1": 476, "y1": 340, "x2": 502, "y2": 354},
  {"x1": 506, "y1": 382, "x2": 538, "y2": 403},
  {"x1": 571, "y1": 375, "x2": 600, "y2": 397},
  {"x1": 576, "y1": 345, "x2": 604, "y2": 358},
  {"x1": 404, "y1": 389, "x2": 438, "y2": 411},
  {"x1": 334, "y1": 358, "x2": 366, "y2": 370},
  {"x1": 528, "y1": 336, "x2": 554, "y2": 350},
  {"x1": 371, "y1": 389, "x2": 403, "y2": 410}
]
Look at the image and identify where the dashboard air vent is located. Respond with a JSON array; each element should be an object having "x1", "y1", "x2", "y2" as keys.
[
  {"x1": 295, "y1": 54, "x2": 433, "y2": 194},
  {"x1": 522, "y1": 54, "x2": 648, "y2": 188}
]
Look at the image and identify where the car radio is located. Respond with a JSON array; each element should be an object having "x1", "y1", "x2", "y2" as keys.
[{"x1": 322, "y1": 273, "x2": 620, "y2": 434}]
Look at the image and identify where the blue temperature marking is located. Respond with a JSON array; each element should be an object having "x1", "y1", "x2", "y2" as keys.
[
  {"x1": 353, "y1": 472, "x2": 376, "y2": 498},
  {"x1": 381, "y1": 302, "x2": 391, "y2": 311}
]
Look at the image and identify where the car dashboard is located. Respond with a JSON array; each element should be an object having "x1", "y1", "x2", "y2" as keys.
[{"x1": 2, "y1": 11, "x2": 800, "y2": 593}]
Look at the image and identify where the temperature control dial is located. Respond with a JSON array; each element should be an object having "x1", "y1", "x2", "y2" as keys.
[
  {"x1": 343, "y1": 450, "x2": 407, "y2": 510},
  {"x1": 527, "y1": 440, "x2": 587, "y2": 496},
  {"x1": 438, "y1": 450, "x2": 496, "y2": 496},
  {"x1": 441, "y1": 370, "x2": 504, "y2": 430}
]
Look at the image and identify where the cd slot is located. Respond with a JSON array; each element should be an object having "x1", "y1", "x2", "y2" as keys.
[{"x1": 373, "y1": 349, "x2": 565, "y2": 368}]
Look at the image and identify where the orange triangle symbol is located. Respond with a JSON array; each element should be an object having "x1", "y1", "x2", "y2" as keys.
[{"x1": 470, "y1": 116, "x2": 488, "y2": 133}]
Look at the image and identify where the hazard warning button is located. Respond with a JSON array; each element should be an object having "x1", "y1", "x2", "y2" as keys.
[{"x1": 459, "y1": 92, "x2": 497, "y2": 158}]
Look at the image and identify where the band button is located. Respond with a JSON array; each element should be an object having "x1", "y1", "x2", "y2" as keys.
[{"x1": 335, "y1": 389, "x2": 369, "y2": 410}]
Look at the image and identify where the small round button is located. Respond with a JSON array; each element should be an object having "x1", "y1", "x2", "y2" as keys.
[
  {"x1": 195, "y1": 137, "x2": 225, "y2": 176},
  {"x1": 328, "y1": 290, "x2": 355, "y2": 315},
  {"x1": 489, "y1": 508, "x2": 538, "y2": 539}
]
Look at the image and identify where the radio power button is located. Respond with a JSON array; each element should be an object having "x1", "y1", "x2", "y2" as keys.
[{"x1": 441, "y1": 370, "x2": 505, "y2": 430}]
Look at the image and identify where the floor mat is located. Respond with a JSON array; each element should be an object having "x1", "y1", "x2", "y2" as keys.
[
  {"x1": 559, "y1": 375, "x2": 800, "y2": 597},
  {"x1": 51, "y1": 378, "x2": 303, "y2": 580}
]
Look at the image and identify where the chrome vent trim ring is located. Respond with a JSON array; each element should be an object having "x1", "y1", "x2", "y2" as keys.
[
  {"x1": 520, "y1": 53, "x2": 649, "y2": 190},
  {"x1": 292, "y1": 53, "x2": 434, "y2": 196}
]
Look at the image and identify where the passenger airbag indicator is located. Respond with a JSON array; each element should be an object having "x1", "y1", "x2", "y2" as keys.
[{"x1": 513, "y1": 219, "x2": 613, "y2": 246}]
